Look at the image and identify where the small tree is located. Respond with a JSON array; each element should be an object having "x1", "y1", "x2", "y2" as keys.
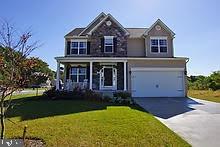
[
  {"x1": 0, "y1": 20, "x2": 39, "y2": 139},
  {"x1": 209, "y1": 71, "x2": 220, "y2": 90},
  {"x1": 28, "y1": 57, "x2": 54, "y2": 95}
]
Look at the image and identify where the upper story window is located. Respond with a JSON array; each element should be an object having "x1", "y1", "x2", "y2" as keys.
[
  {"x1": 71, "y1": 40, "x2": 87, "y2": 55},
  {"x1": 150, "y1": 37, "x2": 168, "y2": 53},
  {"x1": 104, "y1": 36, "x2": 114, "y2": 53}
]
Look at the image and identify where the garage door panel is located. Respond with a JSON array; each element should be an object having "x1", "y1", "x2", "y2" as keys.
[{"x1": 131, "y1": 70, "x2": 184, "y2": 97}]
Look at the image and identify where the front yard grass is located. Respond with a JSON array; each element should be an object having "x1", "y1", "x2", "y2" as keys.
[
  {"x1": 6, "y1": 94, "x2": 190, "y2": 146},
  {"x1": 188, "y1": 90, "x2": 220, "y2": 103}
]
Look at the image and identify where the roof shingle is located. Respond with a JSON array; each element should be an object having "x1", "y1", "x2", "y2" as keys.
[
  {"x1": 126, "y1": 28, "x2": 148, "y2": 38},
  {"x1": 65, "y1": 27, "x2": 148, "y2": 38},
  {"x1": 65, "y1": 28, "x2": 85, "y2": 37}
]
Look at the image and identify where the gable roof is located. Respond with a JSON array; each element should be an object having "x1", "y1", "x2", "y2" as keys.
[
  {"x1": 126, "y1": 28, "x2": 147, "y2": 38},
  {"x1": 87, "y1": 13, "x2": 130, "y2": 36},
  {"x1": 65, "y1": 28, "x2": 85, "y2": 37},
  {"x1": 143, "y1": 19, "x2": 175, "y2": 37},
  {"x1": 65, "y1": 27, "x2": 147, "y2": 38},
  {"x1": 79, "y1": 12, "x2": 106, "y2": 36},
  {"x1": 64, "y1": 14, "x2": 174, "y2": 39}
]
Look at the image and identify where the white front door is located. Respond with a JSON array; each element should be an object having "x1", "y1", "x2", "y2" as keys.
[{"x1": 100, "y1": 67, "x2": 117, "y2": 90}]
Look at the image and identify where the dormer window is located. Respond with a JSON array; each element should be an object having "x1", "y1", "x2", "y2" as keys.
[
  {"x1": 104, "y1": 36, "x2": 114, "y2": 53},
  {"x1": 71, "y1": 40, "x2": 87, "y2": 55},
  {"x1": 150, "y1": 37, "x2": 167, "y2": 53}
]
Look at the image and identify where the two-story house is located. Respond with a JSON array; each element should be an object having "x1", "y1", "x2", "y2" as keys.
[{"x1": 55, "y1": 12, "x2": 188, "y2": 97}]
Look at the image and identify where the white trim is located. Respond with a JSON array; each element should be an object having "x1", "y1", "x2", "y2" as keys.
[
  {"x1": 78, "y1": 12, "x2": 106, "y2": 36},
  {"x1": 70, "y1": 39, "x2": 87, "y2": 42},
  {"x1": 69, "y1": 67, "x2": 87, "y2": 83},
  {"x1": 56, "y1": 61, "x2": 60, "y2": 90},
  {"x1": 100, "y1": 62, "x2": 117, "y2": 66},
  {"x1": 69, "y1": 63, "x2": 87, "y2": 67},
  {"x1": 89, "y1": 61, "x2": 93, "y2": 90},
  {"x1": 104, "y1": 36, "x2": 114, "y2": 39},
  {"x1": 55, "y1": 56, "x2": 188, "y2": 62},
  {"x1": 182, "y1": 71, "x2": 186, "y2": 96},
  {"x1": 87, "y1": 14, "x2": 130, "y2": 36},
  {"x1": 127, "y1": 57, "x2": 188, "y2": 60},
  {"x1": 131, "y1": 67, "x2": 185, "y2": 72},
  {"x1": 65, "y1": 36, "x2": 89, "y2": 39},
  {"x1": 99, "y1": 66, "x2": 117, "y2": 90},
  {"x1": 150, "y1": 36, "x2": 167, "y2": 39},
  {"x1": 70, "y1": 40, "x2": 87, "y2": 55},
  {"x1": 123, "y1": 61, "x2": 127, "y2": 91},
  {"x1": 104, "y1": 36, "x2": 114, "y2": 53},
  {"x1": 144, "y1": 19, "x2": 175, "y2": 37},
  {"x1": 150, "y1": 37, "x2": 168, "y2": 54}
]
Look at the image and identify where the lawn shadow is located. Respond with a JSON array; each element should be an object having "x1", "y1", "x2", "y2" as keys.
[
  {"x1": 6, "y1": 96, "x2": 144, "y2": 121},
  {"x1": 133, "y1": 97, "x2": 204, "y2": 119}
]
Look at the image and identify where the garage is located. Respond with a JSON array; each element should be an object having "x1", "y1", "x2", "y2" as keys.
[{"x1": 131, "y1": 68, "x2": 185, "y2": 97}]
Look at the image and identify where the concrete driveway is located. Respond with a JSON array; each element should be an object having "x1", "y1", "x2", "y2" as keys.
[{"x1": 134, "y1": 97, "x2": 220, "y2": 147}]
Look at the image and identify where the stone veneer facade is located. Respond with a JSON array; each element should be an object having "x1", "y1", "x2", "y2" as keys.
[{"x1": 89, "y1": 17, "x2": 128, "y2": 57}]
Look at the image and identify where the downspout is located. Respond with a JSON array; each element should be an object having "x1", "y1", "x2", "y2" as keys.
[
  {"x1": 142, "y1": 35, "x2": 147, "y2": 57},
  {"x1": 185, "y1": 58, "x2": 190, "y2": 97}
]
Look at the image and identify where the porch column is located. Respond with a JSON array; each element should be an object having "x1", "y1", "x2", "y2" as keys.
[
  {"x1": 89, "y1": 61, "x2": 93, "y2": 90},
  {"x1": 63, "y1": 64, "x2": 67, "y2": 89},
  {"x1": 123, "y1": 61, "x2": 127, "y2": 91},
  {"x1": 56, "y1": 61, "x2": 60, "y2": 90}
]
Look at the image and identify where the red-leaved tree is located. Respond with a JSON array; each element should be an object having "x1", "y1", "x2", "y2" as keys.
[{"x1": 0, "y1": 20, "x2": 39, "y2": 139}]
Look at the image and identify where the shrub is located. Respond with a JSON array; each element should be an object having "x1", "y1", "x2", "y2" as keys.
[
  {"x1": 102, "y1": 95, "x2": 112, "y2": 102},
  {"x1": 83, "y1": 89, "x2": 103, "y2": 101},
  {"x1": 114, "y1": 92, "x2": 131, "y2": 99},
  {"x1": 43, "y1": 88, "x2": 134, "y2": 105},
  {"x1": 113, "y1": 92, "x2": 133, "y2": 104},
  {"x1": 43, "y1": 87, "x2": 103, "y2": 101},
  {"x1": 188, "y1": 71, "x2": 220, "y2": 91},
  {"x1": 43, "y1": 87, "x2": 56, "y2": 98}
]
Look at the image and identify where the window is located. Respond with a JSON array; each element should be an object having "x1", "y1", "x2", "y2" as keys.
[
  {"x1": 70, "y1": 67, "x2": 87, "y2": 82},
  {"x1": 71, "y1": 42, "x2": 78, "y2": 54},
  {"x1": 104, "y1": 36, "x2": 114, "y2": 53},
  {"x1": 79, "y1": 42, "x2": 87, "y2": 54},
  {"x1": 150, "y1": 37, "x2": 167, "y2": 53},
  {"x1": 71, "y1": 40, "x2": 87, "y2": 55},
  {"x1": 151, "y1": 39, "x2": 159, "y2": 53}
]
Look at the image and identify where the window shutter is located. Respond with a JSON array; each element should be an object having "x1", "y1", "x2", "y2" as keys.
[
  {"x1": 87, "y1": 65, "x2": 90, "y2": 82},
  {"x1": 113, "y1": 37, "x2": 117, "y2": 53},
  {"x1": 66, "y1": 66, "x2": 70, "y2": 79},
  {"x1": 87, "y1": 42, "x2": 90, "y2": 54},
  {"x1": 67, "y1": 41, "x2": 71, "y2": 55},
  {"x1": 101, "y1": 37, "x2": 104, "y2": 52}
]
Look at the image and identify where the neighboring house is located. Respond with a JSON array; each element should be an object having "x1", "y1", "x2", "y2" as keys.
[{"x1": 55, "y1": 12, "x2": 188, "y2": 97}]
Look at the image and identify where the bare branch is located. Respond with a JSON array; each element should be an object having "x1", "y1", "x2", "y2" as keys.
[{"x1": 0, "y1": 20, "x2": 40, "y2": 138}]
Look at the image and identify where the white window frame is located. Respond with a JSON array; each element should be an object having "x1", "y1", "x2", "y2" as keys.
[
  {"x1": 104, "y1": 36, "x2": 114, "y2": 53},
  {"x1": 70, "y1": 67, "x2": 87, "y2": 83},
  {"x1": 150, "y1": 37, "x2": 168, "y2": 54},
  {"x1": 70, "y1": 39, "x2": 87, "y2": 55}
]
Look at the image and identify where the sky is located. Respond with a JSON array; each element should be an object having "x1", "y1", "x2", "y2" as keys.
[{"x1": 1, "y1": 0, "x2": 219, "y2": 76}]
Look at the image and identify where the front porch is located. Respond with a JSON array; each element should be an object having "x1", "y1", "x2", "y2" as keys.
[{"x1": 55, "y1": 58, "x2": 127, "y2": 92}]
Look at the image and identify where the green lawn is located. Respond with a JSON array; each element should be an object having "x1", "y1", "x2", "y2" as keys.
[
  {"x1": 6, "y1": 94, "x2": 190, "y2": 146},
  {"x1": 188, "y1": 90, "x2": 220, "y2": 103}
]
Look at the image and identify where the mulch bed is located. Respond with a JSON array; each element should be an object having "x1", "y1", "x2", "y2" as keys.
[{"x1": 24, "y1": 139, "x2": 45, "y2": 147}]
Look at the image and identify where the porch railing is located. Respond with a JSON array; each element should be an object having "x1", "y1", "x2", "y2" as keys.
[{"x1": 65, "y1": 79, "x2": 88, "y2": 91}]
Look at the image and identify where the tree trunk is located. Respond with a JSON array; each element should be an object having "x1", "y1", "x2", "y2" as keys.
[
  {"x1": 36, "y1": 88, "x2": 38, "y2": 96},
  {"x1": 0, "y1": 99, "x2": 5, "y2": 139}
]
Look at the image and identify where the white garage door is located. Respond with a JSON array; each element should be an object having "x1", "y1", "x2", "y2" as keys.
[{"x1": 131, "y1": 68, "x2": 185, "y2": 97}]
